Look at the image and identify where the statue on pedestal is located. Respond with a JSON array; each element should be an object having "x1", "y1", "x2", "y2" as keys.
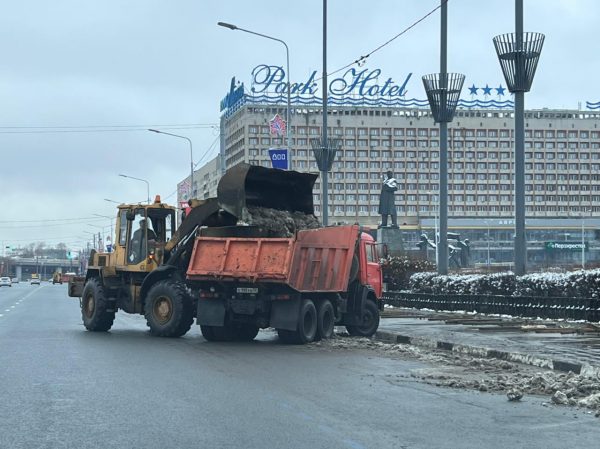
[{"x1": 378, "y1": 170, "x2": 398, "y2": 228}]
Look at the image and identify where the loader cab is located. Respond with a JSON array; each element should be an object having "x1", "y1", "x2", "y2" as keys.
[{"x1": 115, "y1": 201, "x2": 176, "y2": 271}]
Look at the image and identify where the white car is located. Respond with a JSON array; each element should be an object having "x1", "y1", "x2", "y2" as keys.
[
  {"x1": 30, "y1": 275, "x2": 40, "y2": 285},
  {"x1": 0, "y1": 277, "x2": 12, "y2": 287}
]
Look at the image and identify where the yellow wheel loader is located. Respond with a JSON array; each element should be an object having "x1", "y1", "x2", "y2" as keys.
[{"x1": 68, "y1": 164, "x2": 317, "y2": 337}]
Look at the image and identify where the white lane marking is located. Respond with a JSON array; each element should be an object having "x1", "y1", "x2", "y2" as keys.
[
  {"x1": 0, "y1": 314, "x2": 3, "y2": 317},
  {"x1": 10, "y1": 306, "x2": 15, "y2": 309},
  {"x1": 4, "y1": 309, "x2": 10, "y2": 312}
]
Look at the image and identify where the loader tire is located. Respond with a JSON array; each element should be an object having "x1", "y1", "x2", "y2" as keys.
[
  {"x1": 315, "y1": 299, "x2": 335, "y2": 341},
  {"x1": 346, "y1": 299, "x2": 379, "y2": 337},
  {"x1": 145, "y1": 280, "x2": 194, "y2": 337},
  {"x1": 81, "y1": 278, "x2": 115, "y2": 332},
  {"x1": 277, "y1": 299, "x2": 317, "y2": 344}
]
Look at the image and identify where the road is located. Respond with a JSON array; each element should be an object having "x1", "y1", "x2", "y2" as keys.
[{"x1": 0, "y1": 283, "x2": 598, "y2": 449}]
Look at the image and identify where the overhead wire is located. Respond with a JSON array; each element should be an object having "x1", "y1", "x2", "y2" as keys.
[{"x1": 314, "y1": 0, "x2": 447, "y2": 82}]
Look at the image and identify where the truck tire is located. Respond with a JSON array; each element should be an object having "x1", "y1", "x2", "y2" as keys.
[
  {"x1": 315, "y1": 299, "x2": 335, "y2": 340},
  {"x1": 200, "y1": 325, "x2": 217, "y2": 341},
  {"x1": 232, "y1": 323, "x2": 260, "y2": 342},
  {"x1": 144, "y1": 280, "x2": 194, "y2": 337},
  {"x1": 277, "y1": 299, "x2": 317, "y2": 344},
  {"x1": 346, "y1": 299, "x2": 380, "y2": 337},
  {"x1": 200, "y1": 324, "x2": 234, "y2": 342},
  {"x1": 81, "y1": 278, "x2": 115, "y2": 332}
]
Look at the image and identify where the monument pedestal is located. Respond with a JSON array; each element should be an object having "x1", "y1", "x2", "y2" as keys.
[{"x1": 377, "y1": 226, "x2": 404, "y2": 256}]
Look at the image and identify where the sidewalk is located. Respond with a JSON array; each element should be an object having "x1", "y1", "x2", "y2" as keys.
[{"x1": 375, "y1": 309, "x2": 600, "y2": 378}]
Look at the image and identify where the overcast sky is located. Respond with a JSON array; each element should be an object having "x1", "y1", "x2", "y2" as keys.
[{"x1": 0, "y1": 0, "x2": 597, "y2": 250}]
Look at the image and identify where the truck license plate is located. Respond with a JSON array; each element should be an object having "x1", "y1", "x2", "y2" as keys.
[{"x1": 236, "y1": 287, "x2": 258, "y2": 294}]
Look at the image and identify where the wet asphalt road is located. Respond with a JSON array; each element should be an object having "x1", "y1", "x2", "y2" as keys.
[{"x1": 0, "y1": 283, "x2": 598, "y2": 449}]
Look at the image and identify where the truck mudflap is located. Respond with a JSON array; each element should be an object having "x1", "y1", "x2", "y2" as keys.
[
  {"x1": 197, "y1": 299, "x2": 226, "y2": 326},
  {"x1": 68, "y1": 276, "x2": 86, "y2": 298},
  {"x1": 269, "y1": 297, "x2": 301, "y2": 331}
]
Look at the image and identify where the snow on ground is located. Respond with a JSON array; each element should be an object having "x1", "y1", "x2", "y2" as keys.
[{"x1": 309, "y1": 334, "x2": 600, "y2": 416}]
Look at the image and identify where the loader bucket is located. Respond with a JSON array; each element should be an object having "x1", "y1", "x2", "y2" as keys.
[{"x1": 217, "y1": 163, "x2": 318, "y2": 219}]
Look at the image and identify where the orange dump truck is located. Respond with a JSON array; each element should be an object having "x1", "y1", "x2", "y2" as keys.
[{"x1": 188, "y1": 224, "x2": 383, "y2": 344}]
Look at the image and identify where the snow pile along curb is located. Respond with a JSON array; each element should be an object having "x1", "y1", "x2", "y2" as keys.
[{"x1": 374, "y1": 330, "x2": 600, "y2": 379}]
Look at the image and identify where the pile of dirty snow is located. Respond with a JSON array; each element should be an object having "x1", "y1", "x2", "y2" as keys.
[{"x1": 245, "y1": 206, "x2": 320, "y2": 237}]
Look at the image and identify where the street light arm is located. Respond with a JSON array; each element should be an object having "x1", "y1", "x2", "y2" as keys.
[
  {"x1": 148, "y1": 129, "x2": 194, "y2": 198},
  {"x1": 119, "y1": 174, "x2": 150, "y2": 204}
]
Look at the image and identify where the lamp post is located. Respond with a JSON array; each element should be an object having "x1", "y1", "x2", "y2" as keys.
[
  {"x1": 493, "y1": 0, "x2": 544, "y2": 275},
  {"x1": 218, "y1": 21, "x2": 292, "y2": 170},
  {"x1": 582, "y1": 209, "x2": 592, "y2": 269},
  {"x1": 148, "y1": 129, "x2": 195, "y2": 199},
  {"x1": 422, "y1": 0, "x2": 465, "y2": 275},
  {"x1": 118, "y1": 174, "x2": 150, "y2": 204}
]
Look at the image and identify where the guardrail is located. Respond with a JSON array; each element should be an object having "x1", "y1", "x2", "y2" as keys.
[{"x1": 383, "y1": 291, "x2": 600, "y2": 322}]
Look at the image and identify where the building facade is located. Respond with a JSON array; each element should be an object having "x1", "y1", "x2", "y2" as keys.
[{"x1": 183, "y1": 65, "x2": 600, "y2": 268}]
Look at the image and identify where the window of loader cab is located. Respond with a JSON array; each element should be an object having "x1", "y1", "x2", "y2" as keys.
[
  {"x1": 147, "y1": 209, "x2": 176, "y2": 242},
  {"x1": 118, "y1": 210, "x2": 128, "y2": 246}
]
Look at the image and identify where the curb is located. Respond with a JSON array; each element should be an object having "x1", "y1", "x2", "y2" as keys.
[{"x1": 374, "y1": 330, "x2": 600, "y2": 379}]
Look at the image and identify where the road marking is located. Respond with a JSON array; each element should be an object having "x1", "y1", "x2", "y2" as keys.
[
  {"x1": 4, "y1": 309, "x2": 10, "y2": 312},
  {"x1": 0, "y1": 314, "x2": 3, "y2": 317},
  {"x1": 10, "y1": 306, "x2": 15, "y2": 309}
]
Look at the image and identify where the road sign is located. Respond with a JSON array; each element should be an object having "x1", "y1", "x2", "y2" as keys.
[{"x1": 268, "y1": 148, "x2": 289, "y2": 170}]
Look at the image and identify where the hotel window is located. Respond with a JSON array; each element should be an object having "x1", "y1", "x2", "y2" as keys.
[
  {"x1": 394, "y1": 129, "x2": 404, "y2": 136},
  {"x1": 370, "y1": 129, "x2": 380, "y2": 136},
  {"x1": 358, "y1": 128, "x2": 367, "y2": 136},
  {"x1": 249, "y1": 126, "x2": 258, "y2": 134},
  {"x1": 358, "y1": 139, "x2": 368, "y2": 147},
  {"x1": 261, "y1": 126, "x2": 269, "y2": 134},
  {"x1": 345, "y1": 139, "x2": 355, "y2": 147}
]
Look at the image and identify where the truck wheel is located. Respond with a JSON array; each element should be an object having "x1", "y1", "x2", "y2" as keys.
[
  {"x1": 232, "y1": 324, "x2": 260, "y2": 341},
  {"x1": 145, "y1": 280, "x2": 194, "y2": 337},
  {"x1": 277, "y1": 299, "x2": 317, "y2": 344},
  {"x1": 200, "y1": 325, "x2": 217, "y2": 341},
  {"x1": 346, "y1": 299, "x2": 380, "y2": 337},
  {"x1": 200, "y1": 325, "x2": 235, "y2": 342},
  {"x1": 81, "y1": 278, "x2": 115, "y2": 332},
  {"x1": 315, "y1": 299, "x2": 335, "y2": 340}
]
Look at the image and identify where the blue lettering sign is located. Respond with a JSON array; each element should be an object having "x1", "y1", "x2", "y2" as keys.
[
  {"x1": 268, "y1": 148, "x2": 289, "y2": 170},
  {"x1": 220, "y1": 77, "x2": 245, "y2": 111}
]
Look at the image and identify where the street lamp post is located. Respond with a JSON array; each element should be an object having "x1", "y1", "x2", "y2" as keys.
[
  {"x1": 493, "y1": 0, "x2": 544, "y2": 275},
  {"x1": 582, "y1": 210, "x2": 592, "y2": 269},
  {"x1": 218, "y1": 21, "x2": 292, "y2": 170},
  {"x1": 118, "y1": 174, "x2": 150, "y2": 204},
  {"x1": 422, "y1": 0, "x2": 465, "y2": 275},
  {"x1": 148, "y1": 129, "x2": 194, "y2": 199}
]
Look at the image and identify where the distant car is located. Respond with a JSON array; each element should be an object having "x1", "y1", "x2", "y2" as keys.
[
  {"x1": 11, "y1": 278, "x2": 19, "y2": 284},
  {"x1": 0, "y1": 277, "x2": 12, "y2": 287},
  {"x1": 30, "y1": 274, "x2": 40, "y2": 285}
]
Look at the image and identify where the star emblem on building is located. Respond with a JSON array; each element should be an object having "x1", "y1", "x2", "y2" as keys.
[
  {"x1": 269, "y1": 114, "x2": 287, "y2": 136},
  {"x1": 468, "y1": 84, "x2": 478, "y2": 95},
  {"x1": 495, "y1": 85, "x2": 506, "y2": 96},
  {"x1": 482, "y1": 84, "x2": 493, "y2": 96}
]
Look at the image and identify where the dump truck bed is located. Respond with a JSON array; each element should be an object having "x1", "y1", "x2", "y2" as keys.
[{"x1": 187, "y1": 225, "x2": 360, "y2": 293}]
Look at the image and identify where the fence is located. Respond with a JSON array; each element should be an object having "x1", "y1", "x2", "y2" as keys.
[{"x1": 383, "y1": 291, "x2": 600, "y2": 322}]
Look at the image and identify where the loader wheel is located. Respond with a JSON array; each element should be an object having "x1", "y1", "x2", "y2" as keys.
[
  {"x1": 81, "y1": 278, "x2": 115, "y2": 332},
  {"x1": 145, "y1": 280, "x2": 194, "y2": 337},
  {"x1": 277, "y1": 299, "x2": 317, "y2": 344},
  {"x1": 315, "y1": 299, "x2": 335, "y2": 341},
  {"x1": 346, "y1": 299, "x2": 379, "y2": 337}
]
